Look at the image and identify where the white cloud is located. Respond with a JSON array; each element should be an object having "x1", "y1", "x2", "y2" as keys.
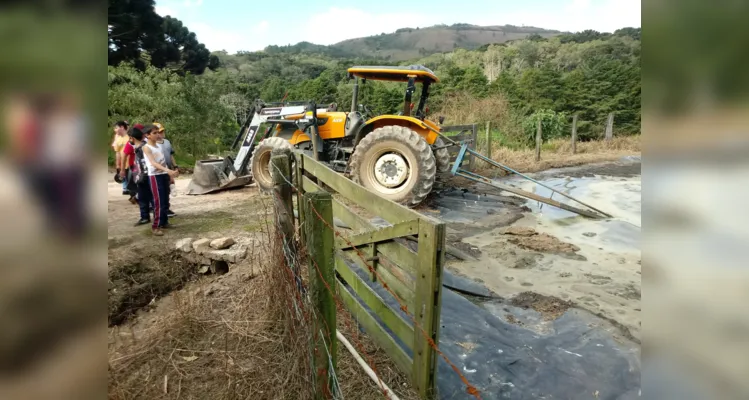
[
  {"x1": 254, "y1": 21, "x2": 270, "y2": 34},
  {"x1": 301, "y1": 7, "x2": 434, "y2": 45},
  {"x1": 190, "y1": 22, "x2": 246, "y2": 53},
  {"x1": 155, "y1": 5, "x2": 176, "y2": 17}
]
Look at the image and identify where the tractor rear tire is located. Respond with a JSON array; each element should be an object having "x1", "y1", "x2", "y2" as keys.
[
  {"x1": 349, "y1": 125, "x2": 436, "y2": 207},
  {"x1": 250, "y1": 137, "x2": 293, "y2": 192}
]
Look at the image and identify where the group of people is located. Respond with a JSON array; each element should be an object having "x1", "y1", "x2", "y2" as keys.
[{"x1": 112, "y1": 121, "x2": 180, "y2": 236}]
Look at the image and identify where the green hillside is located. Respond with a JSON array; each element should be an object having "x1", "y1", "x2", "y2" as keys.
[{"x1": 266, "y1": 23, "x2": 562, "y2": 61}]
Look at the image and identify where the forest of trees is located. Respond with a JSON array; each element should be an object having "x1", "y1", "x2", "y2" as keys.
[{"x1": 107, "y1": 0, "x2": 640, "y2": 162}]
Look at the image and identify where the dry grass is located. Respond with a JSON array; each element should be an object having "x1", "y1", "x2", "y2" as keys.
[
  {"x1": 436, "y1": 92, "x2": 525, "y2": 142},
  {"x1": 108, "y1": 200, "x2": 419, "y2": 400},
  {"x1": 476, "y1": 135, "x2": 641, "y2": 175}
]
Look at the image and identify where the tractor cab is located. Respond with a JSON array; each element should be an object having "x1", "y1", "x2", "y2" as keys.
[{"x1": 347, "y1": 65, "x2": 438, "y2": 121}]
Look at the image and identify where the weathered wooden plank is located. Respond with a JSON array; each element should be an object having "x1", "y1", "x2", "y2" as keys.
[
  {"x1": 336, "y1": 220, "x2": 419, "y2": 249},
  {"x1": 337, "y1": 280, "x2": 412, "y2": 377},
  {"x1": 303, "y1": 191, "x2": 337, "y2": 398},
  {"x1": 334, "y1": 256, "x2": 413, "y2": 350},
  {"x1": 441, "y1": 124, "x2": 477, "y2": 132},
  {"x1": 377, "y1": 256, "x2": 415, "y2": 290},
  {"x1": 412, "y1": 219, "x2": 446, "y2": 399},
  {"x1": 302, "y1": 174, "x2": 322, "y2": 193},
  {"x1": 341, "y1": 249, "x2": 415, "y2": 309},
  {"x1": 301, "y1": 154, "x2": 420, "y2": 224},
  {"x1": 376, "y1": 241, "x2": 418, "y2": 277},
  {"x1": 332, "y1": 198, "x2": 371, "y2": 233}
]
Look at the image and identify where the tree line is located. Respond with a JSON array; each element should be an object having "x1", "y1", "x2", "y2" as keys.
[{"x1": 108, "y1": 15, "x2": 640, "y2": 162}]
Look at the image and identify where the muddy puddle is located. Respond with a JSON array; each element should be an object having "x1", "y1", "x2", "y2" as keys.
[{"x1": 427, "y1": 159, "x2": 642, "y2": 343}]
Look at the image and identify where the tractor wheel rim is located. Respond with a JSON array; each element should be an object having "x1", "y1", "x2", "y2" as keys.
[{"x1": 373, "y1": 153, "x2": 409, "y2": 188}]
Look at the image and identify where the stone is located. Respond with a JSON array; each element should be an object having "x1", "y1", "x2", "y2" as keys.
[
  {"x1": 192, "y1": 238, "x2": 211, "y2": 254},
  {"x1": 210, "y1": 237, "x2": 235, "y2": 250},
  {"x1": 203, "y1": 246, "x2": 248, "y2": 263},
  {"x1": 197, "y1": 265, "x2": 210, "y2": 274},
  {"x1": 175, "y1": 238, "x2": 194, "y2": 253},
  {"x1": 582, "y1": 232, "x2": 597, "y2": 237}
]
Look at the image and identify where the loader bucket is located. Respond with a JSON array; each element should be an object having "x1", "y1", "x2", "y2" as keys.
[{"x1": 186, "y1": 158, "x2": 253, "y2": 195}]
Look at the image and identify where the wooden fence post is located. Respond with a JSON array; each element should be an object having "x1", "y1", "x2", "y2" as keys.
[
  {"x1": 295, "y1": 152, "x2": 307, "y2": 245},
  {"x1": 272, "y1": 149, "x2": 296, "y2": 260},
  {"x1": 571, "y1": 114, "x2": 578, "y2": 154},
  {"x1": 303, "y1": 191, "x2": 337, "y2": 399},
  {"x1": 535, "y1": 119, "x2": 542, "y2": 162},
  {"x1": 605, "y1": 112, "x2": 614, "y2": 141},
  {"x1": 412, "y1": 219, "x2": 446, "y2": 399},
  {"x1": 485, "y1": 121, "x2": 492, "y2": 160}
]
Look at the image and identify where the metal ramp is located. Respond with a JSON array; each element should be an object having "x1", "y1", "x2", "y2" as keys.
[{"x1": 449, "y1": 142, "x2": 612, "y2": 219}]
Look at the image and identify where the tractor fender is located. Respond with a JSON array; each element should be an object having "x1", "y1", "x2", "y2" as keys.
[{"x1": 357, "y1": 115, "x2": 440, "y2": 145}]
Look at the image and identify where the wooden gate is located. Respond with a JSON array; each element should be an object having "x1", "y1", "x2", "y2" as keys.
[{"x1": 294, "y1": 152, "x2": 446, "y2": 398}]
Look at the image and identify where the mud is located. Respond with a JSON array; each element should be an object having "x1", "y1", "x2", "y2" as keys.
[
  {"x1": 509, "y1": 291, "x2": 573, "y2": 320},
  {"x1": 429, "y1": 157, "x2": 642, "y2": 341},
  {"x1": 503, "y1": 226, "x2": 582, "y2": 255}
]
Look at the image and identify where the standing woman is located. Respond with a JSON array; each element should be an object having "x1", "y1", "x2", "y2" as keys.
[
  {"x1": 112, "y1": 120, "x2": 130, "y2": 195},
  {"x1": 142, "y1": 124, "x2": 179, "y2": 236}
]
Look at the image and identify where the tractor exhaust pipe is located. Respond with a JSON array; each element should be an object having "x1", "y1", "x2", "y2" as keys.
[{"x1": 350, "y1": 77, "x2": 359, "y2": 113}]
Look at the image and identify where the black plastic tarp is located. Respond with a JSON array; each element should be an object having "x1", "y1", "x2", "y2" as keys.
[{"x1": 339, "y1": 258, "x2": 641, "y2": 400}]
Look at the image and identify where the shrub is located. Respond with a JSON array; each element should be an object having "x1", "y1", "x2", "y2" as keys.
[{"x1": 522, "y1": 109, "x2": 567, "y2": 145}]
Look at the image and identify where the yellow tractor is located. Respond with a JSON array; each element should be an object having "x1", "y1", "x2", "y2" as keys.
[{"x1": 187, "y1": 65, "x2": 450, "y2": 207}]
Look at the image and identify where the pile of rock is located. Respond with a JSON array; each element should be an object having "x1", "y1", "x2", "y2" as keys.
[{"x1": 175, "y1": 237, "x2": 249, "y2": 274}]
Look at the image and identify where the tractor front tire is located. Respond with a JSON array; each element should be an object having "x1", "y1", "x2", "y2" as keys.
[
  {"x1": 432, "y1": 137, "x2": 452, "y2": 190},
  {"x1": 249, "y1": 137, "x2": 293, "y2": 192},
  {"x1": 433, "y1": 137, "x2": 451, "y2": 174},
  {"x1": 349, "y1": 126, "x2": 436, "y2": 207}
]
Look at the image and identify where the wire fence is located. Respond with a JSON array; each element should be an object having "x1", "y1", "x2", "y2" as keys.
[{"x1": 268, "y1": 149, "x2": 482, "y2": 400}]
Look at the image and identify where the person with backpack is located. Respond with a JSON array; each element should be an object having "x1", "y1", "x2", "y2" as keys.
[
  {"x1": 126, "y1": 125, "x2": 153, "y2": 226},
  {"x1": 142, "y1": 124, "x2": 179, "y2": 235},
  {"x1": 120, "y1": 124, "x2": 142, "y2": 205}
]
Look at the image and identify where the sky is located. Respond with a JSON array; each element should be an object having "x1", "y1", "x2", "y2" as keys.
[{"x1": 154, "y1": 0, "x2": 641, "y2": 54}]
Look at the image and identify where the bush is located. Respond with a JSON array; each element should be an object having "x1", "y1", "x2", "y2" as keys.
[{"x1": 522, "y1": 109, "x2": 567, "y2": 145}]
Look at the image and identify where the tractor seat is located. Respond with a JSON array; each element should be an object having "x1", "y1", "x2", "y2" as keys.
[{"x1": 345, "y1": 111, "x2": 365, "y2": 137}]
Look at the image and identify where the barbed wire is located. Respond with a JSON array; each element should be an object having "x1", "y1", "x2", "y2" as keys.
[
  {"x1": 270, "y1": 183, "x2": 397, "y2": 399},
  {"x1": 269, "y1": 156, "x2": 482, "y2": 399}
]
